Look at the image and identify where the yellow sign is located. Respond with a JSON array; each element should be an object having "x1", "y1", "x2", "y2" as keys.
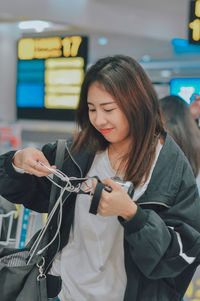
[
  {"x1": 195, "y1": 0, "x2": 200, "y2": 17},
  {"x1": 18, "y1": 36, "x2": 83, "y2": 60},
  {"x1": 184, "y1": 267, "x2": 200, "y2": 301},
  {"x1": 189, "y1": 0, "x2": 200, "y2": 43},
  {"x1": 17, "y1": 35, "x2": 88, "y2": 120},
  {"x1": 44, "y1": 57, "x2": 84, "y2": 109}
]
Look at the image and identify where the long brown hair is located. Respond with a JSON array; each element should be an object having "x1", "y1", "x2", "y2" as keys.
[
  {"x1": 72, "y1": 55, "x2": 165, "y2": 187},
  {"x1": 160, "y1": 95, "x2": 200, "y2": 177}
]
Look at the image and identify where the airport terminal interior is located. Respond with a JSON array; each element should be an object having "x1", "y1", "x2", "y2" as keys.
[{"x1": 0, "y1": 1, "x2": 200, "y2": 300}]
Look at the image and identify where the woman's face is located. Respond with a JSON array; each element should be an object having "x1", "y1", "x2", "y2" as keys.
[{"x1": 87, "y1": 82, "x2": 130, "y2": 147}]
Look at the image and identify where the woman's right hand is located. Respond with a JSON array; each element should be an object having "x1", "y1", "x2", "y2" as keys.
[
  {"x1": 13, "y1": 147, "x2": 56, "y2": 177},
  {"x1": 190, "y1": 94, "x2": 200, "y2": 120}
]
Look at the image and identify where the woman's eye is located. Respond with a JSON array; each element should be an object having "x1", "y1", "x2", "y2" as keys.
[
  {"x1": 105, "y1": 108, "x2": 115, "y2": 112},
  {"x1": 88, "y1": 107, "x2": 116, "y2": 112}
]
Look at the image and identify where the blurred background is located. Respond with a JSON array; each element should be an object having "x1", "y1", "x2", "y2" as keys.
[
  {"x1": 0, "y1": 0, "x2": 199, "y2": 147},
  {"x1": 0, "y1": 2, "x2": 199, "y2": 299}
]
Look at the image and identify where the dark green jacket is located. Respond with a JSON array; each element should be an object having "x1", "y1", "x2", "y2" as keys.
[{"x1": 0, "y1": 134, "x2": 200, "y2": 301}]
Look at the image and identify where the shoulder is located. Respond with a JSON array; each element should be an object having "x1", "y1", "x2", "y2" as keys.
[
  {"x1": 163, "y1": 134, "x2": 197, "y2": 186},
  {"x1": 160, "y1": 134, "x2": 191, "y2": 169},
  {"x1": 139, "y1": 134, "x2": 197, "y2": 206},
  {"x1": 149, "y1": 134, "x2": 196, "y2": 194}
]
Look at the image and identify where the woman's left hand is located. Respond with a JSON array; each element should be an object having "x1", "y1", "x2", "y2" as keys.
[{"x1": 96, "y1": 178, "x2": 138, "y2": 220}]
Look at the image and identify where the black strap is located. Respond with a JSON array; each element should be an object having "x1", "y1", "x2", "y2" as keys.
[
  {"x1": 89, "y1": 181, "x2": 106, "y2": 215},
  {"x1": 45, "y1": 139, "x2": 66, "y2": 269},
  {"x1": 48, "y1": 139, "x2": 66, "y2": 214}
]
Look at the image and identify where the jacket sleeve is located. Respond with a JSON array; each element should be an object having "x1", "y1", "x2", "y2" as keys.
[
  {"x1": 0, "y1": 142, "x2": 57, "y2": 213},
  {"x1": 119, "y1": 159, "x2": 200, "y2": 280}
]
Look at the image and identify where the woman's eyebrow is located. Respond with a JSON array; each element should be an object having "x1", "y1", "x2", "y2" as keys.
[{"x1": 87, "y1": 101, "x2": 115, "y2": 106}]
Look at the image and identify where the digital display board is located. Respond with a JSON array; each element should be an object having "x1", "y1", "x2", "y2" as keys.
[
  {"x1": 16, "y1": 35, "x2": 88, "y2": 121},
  {"x1": 170, "y1": 78, "x2": 200, "y2": 105},
  {"x1": 189, "y1": 0, "x2": 200, "y2": 44}
]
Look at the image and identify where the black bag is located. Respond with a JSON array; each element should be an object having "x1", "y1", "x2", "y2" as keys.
[
  {"x1": 0, "y1": 139, "x2": 66, "y2": 301},
  {"x1": 0, "y1": 239, "x2": 61, "y2": 301}
]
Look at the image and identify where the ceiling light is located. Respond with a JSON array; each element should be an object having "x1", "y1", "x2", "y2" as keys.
[
  {"x1": 161, "y1": 70, "x2": 172, "y2": 78},
  {"x1": 18, "y1": 20, "x2": 52, "y2": 32},
  {"x1": 98, "y1": 37, "x2": 108, "y2": 45}
]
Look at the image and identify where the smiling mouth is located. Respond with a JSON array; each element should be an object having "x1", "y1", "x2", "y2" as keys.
[{"x1": 100, "y1": 128, "x2": 113, "y2": 135}]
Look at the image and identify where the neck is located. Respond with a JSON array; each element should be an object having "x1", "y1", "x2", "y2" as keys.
[
  {"x1": 108, "y1": 143, "x2": 128, "y2": 173},
  {"x1": 110, "y1": 144, "x2": 123, "y2": 156},
  {"x1": 109, "y1": 140, "x2": 130, "y2": 157}
]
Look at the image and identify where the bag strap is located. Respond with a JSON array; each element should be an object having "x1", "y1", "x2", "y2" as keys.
[
  {"x1": 89, "y1": 177, "x2": 105, "y2": 215},
  {"x1": 48, "y1": 139, "x2": 66, "y2": 215},
  {"x1": 89, "y1": 176, "x2": 112, "y2": 215},
  {"x1": 43, "y1": 139, "x2": 66, "y2": 270},
  {"x1": 27, "y1": 140, "x2": 66, "y2": 265}
]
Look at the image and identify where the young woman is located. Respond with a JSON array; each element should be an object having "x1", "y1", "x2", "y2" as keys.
[
  {"x1": 160, "y1": 94, "x2": 200, "y2": 192},
  {"x1": 0, "y1": 55, "x2": 200, "y2": 301}
]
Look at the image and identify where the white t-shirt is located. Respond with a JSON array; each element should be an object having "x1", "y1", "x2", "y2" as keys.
[{"x1": 50, "y1": 142, "x2": 162, "y2": 301}]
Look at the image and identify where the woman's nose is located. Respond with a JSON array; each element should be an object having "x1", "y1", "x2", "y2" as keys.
[{"x1": 94, "y1": 111, "x2": 107, "y2": 126}]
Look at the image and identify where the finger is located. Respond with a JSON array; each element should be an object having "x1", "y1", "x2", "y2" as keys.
[
  {"x1": 26, "y1": 164, "x2": 51, "y2": 177},
  {"x1": 34, "y1": 161, "x2": 56, "y2": 174},
  {"x1": 98, "y1": 199, "x2": 111, "y2": 217},
  {"x1": 89, "y1": 178, "x2": 98, "y2": 200},
  {"x1": 102, "y1": 178, "x2": 121, "y2": 190},
  {"x1": 194, "y1": 94, "x2": 200, "y2": 101},
  {"x1": 25, "y1": 161, "x2": 52, "y2": 176},
  {"x1": 39, "y1": 157, "x2": 52, "y2": 168},
  {"x1": 91, "y1": 178, "x2": 98, "y2": 192},
  {"x1": 28, "y1": 169, "x2": 50, "y2": 177},
  {"x1": 92, "y1": 177, "x2": 98, "y2": 186}
]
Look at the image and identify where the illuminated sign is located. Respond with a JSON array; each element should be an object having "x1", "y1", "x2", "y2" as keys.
[
  {"x1": 16, "y1": 35, "x2": 88, "y2": 121},
  {"x1": 184, "y1": 267, "x2": 200, "y2": 301},
  {"x1": 189, "y1": 0, "x2": 200, "y2": 44},
  {"x1": 170, "y1": 78, "x2": 200, "y2": 105},
  {"x1": 18, "y1": 36, "x2": 83, "y2": 59}
]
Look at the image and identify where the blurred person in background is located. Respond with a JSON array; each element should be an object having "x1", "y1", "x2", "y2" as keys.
[
  {"x1": 159, "y1": 95, "x2": 200, "y2": 193},
  {"x1": 189, "y1": 94, "x2": 200, "y2": 122}
]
